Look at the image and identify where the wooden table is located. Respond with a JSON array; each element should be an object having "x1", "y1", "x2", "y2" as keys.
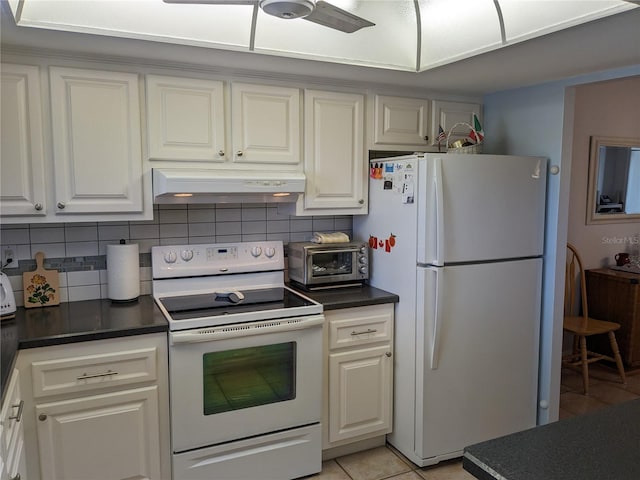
[{"x1": 585, "y1": 268, "x2": 640, "y2": 367}]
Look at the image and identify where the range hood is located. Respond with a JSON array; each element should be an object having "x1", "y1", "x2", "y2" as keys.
[{"x1": 153, "y1": 168, "x2": 306, "y2": 204}]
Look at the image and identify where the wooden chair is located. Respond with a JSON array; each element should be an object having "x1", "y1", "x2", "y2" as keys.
[{"x1": 562, "y1": 243, "x2": 626, "y2": 395}]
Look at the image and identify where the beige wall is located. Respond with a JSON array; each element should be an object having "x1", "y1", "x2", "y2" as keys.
[{"x1": 567, "y1": 76, "x2": 640, "y2": 270}]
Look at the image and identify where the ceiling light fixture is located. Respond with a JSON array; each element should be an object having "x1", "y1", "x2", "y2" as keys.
[{"x1": 260, "y1": 0, "x2": 314, "y2": 19}]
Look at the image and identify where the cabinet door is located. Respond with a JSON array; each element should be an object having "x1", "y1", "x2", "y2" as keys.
[
  {"x1": 0, "y1": 63, "x2": 47, "y2": 217},
  {"x1": 431, "y1": 99, "x2": 481, "y2": 144},
  {"x1": 146, "y1": 75, "x2": 226, "y2": 163},
  {"x1": 0, "y1": 370, "x2": 26, "y2": 480},
  {"x1": 304, "y1": 90, "x2": 365, "y2": 211},
  {"x1": 231, "y1": 83, "x2": 301, "y2": 167},
  {"x1": 373, "y1": 95, "x2": 430, "y2": 146},
  {"x1": 49, "y1": 67, "x2": 144, "y2": 214},
  {"x1": 328, "y1": 345, "x2": 392, "y2": 443},
  {"x1": 35, "y1": 386, "x2": 161, "y2": 480}
]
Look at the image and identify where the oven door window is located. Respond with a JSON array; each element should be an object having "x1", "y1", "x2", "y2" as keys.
[
  {"x1": 311, "y1": 251, "x2": 353, "y2": 278},
  {"x1": 203, "y1": 342, "x2": 296, "y2": 415}
]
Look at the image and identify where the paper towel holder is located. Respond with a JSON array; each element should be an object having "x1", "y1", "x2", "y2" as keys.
[{"x1": 107, "y1": 239, "x2": 140, "y2": 303}]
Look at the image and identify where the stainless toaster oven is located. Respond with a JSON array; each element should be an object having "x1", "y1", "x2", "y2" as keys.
[{"x1": 288, "y1": 242, "x2": 369, "y2": 289}]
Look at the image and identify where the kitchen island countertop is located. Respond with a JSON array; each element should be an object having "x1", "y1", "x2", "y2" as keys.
[{"x1": 463, "y1": 398, "x2": 640, "y2": 480}]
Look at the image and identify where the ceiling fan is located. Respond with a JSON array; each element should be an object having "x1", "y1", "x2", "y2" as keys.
[{"x1": 162, "y1": 0, "x2": 375, "y2": 33}]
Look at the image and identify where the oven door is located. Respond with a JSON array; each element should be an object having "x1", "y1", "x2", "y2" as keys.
[
  {"x1": 306, "y1": 248, "x2": 359, "y2": 285},
  {"x1": 169, "y1": 314, "x2": 324, "y2": 453}
]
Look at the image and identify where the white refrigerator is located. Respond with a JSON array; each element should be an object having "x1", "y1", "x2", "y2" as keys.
[{"x1": 353, "y1": 153, "x2": 546, "y2": 467}]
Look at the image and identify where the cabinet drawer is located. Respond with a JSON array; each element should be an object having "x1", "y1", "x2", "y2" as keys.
[
  {"x1": 328, "y1": 304, "x2": 393, "y2": 350},
  {"x1": 31, "y1": 347, "x2": 158, "y2": 399}
]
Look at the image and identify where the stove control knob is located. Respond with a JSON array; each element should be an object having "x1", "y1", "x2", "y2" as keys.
[
  {"x1": 265, "y1": 247, "x2": 276, "y2": 258},
  {"x1": 251, "y1": 246, "x2": 263, "y2": 257},
  {"x1": 359, "y1": 266, "x2": 367, "y2": 274},
  {"x1": 164, "y1": 251, "x2": 177, "y2": 264},
  {"x1": 358, "y1": 255, "x2": 367, "y2": 264},
  {"x1": 181, "y1": 250, "x2": 194, "y2": 262}
]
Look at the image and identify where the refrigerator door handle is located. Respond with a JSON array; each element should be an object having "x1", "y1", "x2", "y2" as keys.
[
  {"x1": 430, "y1": 267, "x2": 444, "y2": 370},
  {"x1": 433, "y1": 157, "x2": 445, "y2": 266}
]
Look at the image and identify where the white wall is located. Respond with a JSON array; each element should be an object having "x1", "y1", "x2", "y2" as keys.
[
  {"x1": 482, "y1": 64, "x2": 640, "y2": 426},
  {"x1": 568, "y1": 76, "x2": 640, "y2": 270}
]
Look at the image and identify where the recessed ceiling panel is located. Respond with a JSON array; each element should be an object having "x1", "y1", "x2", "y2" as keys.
[
  {"x1": 4, "y1": 0, "x2": 638, "y2": 72},
  {"x1": 418, "y1": 0, "x2": 503, "y2": 70},
  {"x1": 12, "y1": 0, "x2": 255, "y2": 50},
  {"x1": 499, "y1": 0, "x2": 636, "y2": 44}
]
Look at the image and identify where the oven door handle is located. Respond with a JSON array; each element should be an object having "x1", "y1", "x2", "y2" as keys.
[
  {"x1": 170, "y1": 315, "x2": 325, "y2": 344},
  {"x1": 309, "y1": 248, "x2": 357, "y2": 255}
]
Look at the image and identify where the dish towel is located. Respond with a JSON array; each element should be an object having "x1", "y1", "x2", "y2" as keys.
[{"x1": 310, "y1": 232, "x2": 350, "y2": 244}]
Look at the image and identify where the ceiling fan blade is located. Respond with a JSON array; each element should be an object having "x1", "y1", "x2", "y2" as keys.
[{"x1": 303, "y1": 1, "x2": 375, "y2": 33}]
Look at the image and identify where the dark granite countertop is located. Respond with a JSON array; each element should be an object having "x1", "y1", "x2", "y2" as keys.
[
  {"x1": 1, "y1": 295, "x2": 167, "y2": 403},
  {"x1": 1, "y1": 285, "x2": 396, "y2": 403},
  {"x1": 463, "y1": 399, "x2": 640, "y2": 480},
  {"x1": 288, "y1": 283, "x2": 399, "y2": 310}
]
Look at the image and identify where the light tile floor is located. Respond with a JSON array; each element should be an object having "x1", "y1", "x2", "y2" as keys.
[{"x1": 311, "y1": 362, "x2": 640, "y2": 480}]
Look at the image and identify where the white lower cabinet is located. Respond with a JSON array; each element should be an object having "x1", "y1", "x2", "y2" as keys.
[
  {"x1": 16, "y1": 333, "x2": 170, "y2": 480},
  {"x1": 1, "y1": 369, "x2": 27, "y2": 480},
  {"x1": 323, "y1": 304, "x2": 394, "y2": 451},
  {"x1": 35, "y1": 386, "x2": 160, "y2": 480}
]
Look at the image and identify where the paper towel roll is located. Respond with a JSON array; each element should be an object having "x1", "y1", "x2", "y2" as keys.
[{"x1": 107, "y1": 242, "x2": 140, "y2": 302}]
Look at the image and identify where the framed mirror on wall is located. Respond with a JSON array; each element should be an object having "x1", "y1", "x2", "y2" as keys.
[{"x1": 586, "y1": 135, "x2": 640, "y2": 224}]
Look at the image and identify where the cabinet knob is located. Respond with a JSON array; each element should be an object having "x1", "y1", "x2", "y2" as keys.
[
  {"x1": 57, "y1": 202, "x2": 65, "y2": 210},
  {"x1": 386, "y1": 352, "x2": 392, "y2": 357},
  {"x1": 218, "y1": 150, "x2": 225, "y2": 157},
  {"x1": 424, "y1": 135, "x2": 429, "y2": 142},
  {"x1": 34, "y1": 203, "x2": 43, "y2": 211},
  {"x1": 358, "y1": 199, "x2": 364, "y2": 205},
  {"x1": 39, "y1": 414, "x2": 47, "y2": 421},
  {"x1": 236, "y1": 150, "x2": 244, "y2": 157},
  {"x1": 10, "y1": 473, "x2": 20, "y2": 480}
]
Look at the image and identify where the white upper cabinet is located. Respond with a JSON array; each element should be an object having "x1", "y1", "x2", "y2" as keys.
[
  {"x1": 231, "y1": 82, "x2": 301, "y2": 168},
  {"x1": 49, "y1": 67, "x2": 148, "y2": 217},
  {"x1": 430, "y1": 99, "x2": 482, "y2": 144},
  {"x1": 0, "y1": 63, "x2": 47, "y2": 217},
  {"x1": 146, "y1": 75, "x2": 226, "y2": 163},
  {"x1": 373, "y1": 95, "x2": 430, "y2": 147},
  {"x1": 282, "y1": 89, "x2": 366, "y2": 216}
]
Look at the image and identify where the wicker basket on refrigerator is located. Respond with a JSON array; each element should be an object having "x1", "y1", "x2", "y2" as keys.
[{"x1": 446, "y1": 122, "x2": 482, "y2": 154}]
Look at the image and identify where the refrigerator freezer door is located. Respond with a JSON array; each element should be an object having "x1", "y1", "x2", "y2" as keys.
[
  {"x1": 418, "y1": 154, "x2": 547, "y2": 266},
  {"x1": 415, "y1": 258, "x2": 541, "y2": 462}
]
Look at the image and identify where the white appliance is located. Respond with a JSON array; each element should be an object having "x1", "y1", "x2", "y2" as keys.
[
  {"x1": 152, "y1": 168, "x2": 306, "y2": 204},
  {"x1": 354, "y1": 153, "x2": 546, "y2": 467},
  {"x1": 152, "y1": 241, "x2": 324, "y2": 480},
  {"x1": 1, "y1": 272, "x2": 17, "y2": 318}
]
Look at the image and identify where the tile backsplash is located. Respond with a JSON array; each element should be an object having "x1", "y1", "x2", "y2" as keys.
[{"x1": 0, "y1": 204, "x2": 353, "y2": 306}]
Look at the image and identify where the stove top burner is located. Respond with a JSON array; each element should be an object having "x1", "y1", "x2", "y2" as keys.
[{"x1": 158, "y1": 287, "x2": 316, "y2": 321}]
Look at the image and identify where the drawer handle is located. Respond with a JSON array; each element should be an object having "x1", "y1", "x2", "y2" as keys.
[
  {"x1": 77, "y1": 370, "x2": 119, "y2": 381},
  {"x1": 351, "y1": 328, "x2": 377, "y2": 336},
  {"x1": 8, "y1": 400, "x2": 24, "y2": 422}
]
